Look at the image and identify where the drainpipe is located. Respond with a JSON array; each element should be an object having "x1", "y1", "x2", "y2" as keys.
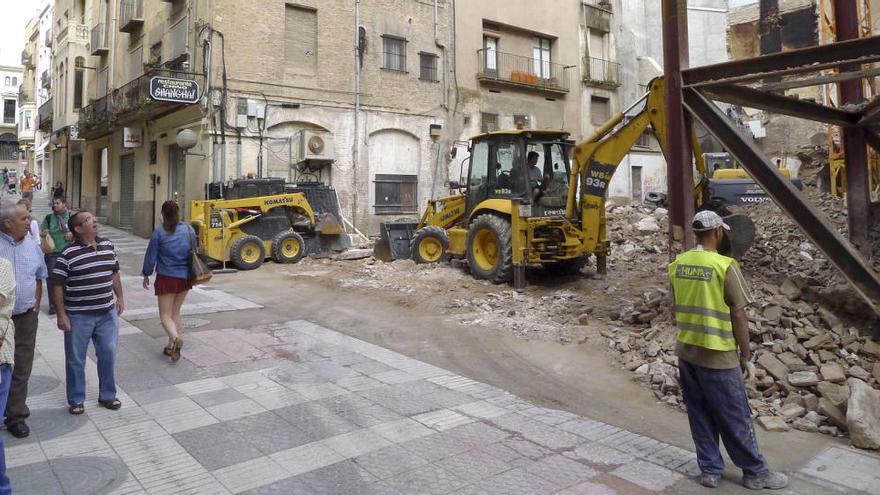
[
  {"x1": 351, "y1": 0, "x2": 361, "y2": 228},
  {"x1": 432, "y1": 0, "x2": 448, "y2": 199}
]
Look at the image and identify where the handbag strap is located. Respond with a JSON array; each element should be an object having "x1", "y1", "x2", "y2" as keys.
[{"x1": 183, "y1": 223, "x2": 196, "y2": 253}]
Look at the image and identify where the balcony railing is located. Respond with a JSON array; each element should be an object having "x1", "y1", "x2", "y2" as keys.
[
  {"x1": 119, "y1": 0, "x2": 145, "y2": 33},
  {"x1": 40, "y1": 70, "x2": 50, "y2": 89},
  {"x1": 583, "y1": 57, "x2": 620, "y2": 88},
  {"x1": 18, "y1": 87, "x2": 34, "y2": 105},
  {"x1": 476, "y1": 49, "x2": 570, "y2": 94},
  {"x1": 44, "y1": 30, "x2": 52, "y2": 47},
  {"x1": 38, "y1": 98, "x2": 53, "y2": 132},
  {"x1": 91, "y1": 23, "x2": 109, "y2": 56},
  {"x1": 21, "y1": 50, "x2": 33, "y2": 68},
  {"x1": 584, "y1": 0, "x2": 613, "y2": 11},
  {"x1": 79, "y1": 68, "x2": 204, "y2": 139}
]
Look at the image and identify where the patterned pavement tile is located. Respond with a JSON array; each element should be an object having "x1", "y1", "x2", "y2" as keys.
[
  {"x1": 206, "y1": 398, "x2": 268, "y2": 422},
  {"x1": 435, "y1": 449, "x2": 515, "y2": 482},
  {"x1": 385, "y1": 463, "x2": 469, "y2": 495},
  {"x1": 353, "y1": 445, "x2": 429, "y2": 480},
  {"x1": 610, "y1": 460, "x2": 682, "y2": 492},
  {"x1": 321, "y1": 428, "x2": 392, "y2": 459},
  {"x1": 211, "y1": 456, "x2": 289, "y2": 494},
  {"x1": 297, "y1": 460, "x2": 379, "y2": 493},
  {"x1": 500, "y1": 438, "x2": 551, "y2": 460},
  {"x1": 399, "y1": 432, "x2": 474, "y2": 462},
  {"x1": 239, "y1": 476, "x2": 314, "y2": 495},
  {"x1": 572, "y1": 443, "x2": 636, "y2": 469},
  {"x1": 190, "y1": 387, "x2": 249, "y2": 408},
  {"x1": 523, "y1": 455, "x2": 598, "y2": 488},
  {"x1": 338, "y1": 403, "x2": 404, "y2": 428},
  {"x1": 269, "y1": 441, "x2": 345, "y2": 476},
  {"x1": 128, "y1": 385, "x2": 186, "y2": 406},
  {"x1": 174, "y1": 422, "x2": 265, "y2": 471},
  {"x1": 446, "y1": 422, "x2": 511, "y2": 448},
  {"x1": 273, "y1": 402, "x2": 359, "y2": 441},
  {"x1": 558, "y1": 480, "x2": 618, "y2": 495},
  {"x1": 471, "y1": 467, "x2": 559, "y2": 495},
  {"x1": 370, "y1": 418, "x2": 435, "y2": 443},
  {"x1": 227, "y1": 411, "x2": 313, "y2": 454},
  {"x1": 413, "y1": 409, "x2": 476, "y2": 431}
]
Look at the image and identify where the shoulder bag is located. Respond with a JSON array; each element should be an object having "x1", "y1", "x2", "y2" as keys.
[{"x1": 185, "y1": 224, "x2": 213, "y2": 285}]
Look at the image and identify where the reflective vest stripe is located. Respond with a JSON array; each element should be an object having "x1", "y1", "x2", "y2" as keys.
[
  {"x1": 675, "y1": 321, "x2": 733, "y2": 339},
  {"x1": 675, "y1": 304, "x2": 732, "y2": 322}
]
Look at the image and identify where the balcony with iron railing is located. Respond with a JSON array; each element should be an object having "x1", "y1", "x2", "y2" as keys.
[
  {"x1": 91, "y1": 23, "x2": 109, "y2": 56},
  {"x1": 79, "y1": 68, "x2": 204, "y2": 139},
  {"x1": 584, "y1": 0, "x2": 613, "y2": 11},
  {"x1": 18, "y1": 86, "x2": 34, "y2": 105},
  {"x1": 40, "y1": 70, "x2": 50, "y2": 89},
  {"x1": 583, "y1": 56, "x2": 620, "y2": 88},
  {"x1": 476, "y1": 49, "x2": 570, "y2": 95},
  {"x1": 21, "y1": 49, "x2": 33, "y2": 68},
  {"x1": 44, "y1": 30, "x2": 52, "y2": 47},
  {"x1": 57, "y1": 22, "x2": 90, "y2": 46},
  {"x1": 38, "y1": 98, "x2": 53, "y2": 132},
  {"x1": 119, "y1": 0, "x2": 145, "y2": 33}
]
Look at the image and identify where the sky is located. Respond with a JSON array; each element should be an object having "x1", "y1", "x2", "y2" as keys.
[{"x1": 0, "y1": 0, "x2": 43, "y2": 68}]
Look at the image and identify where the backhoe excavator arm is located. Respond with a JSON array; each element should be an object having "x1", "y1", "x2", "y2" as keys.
[{"x1": 568, "y1": 78, "x2": 707, "y2": 253}]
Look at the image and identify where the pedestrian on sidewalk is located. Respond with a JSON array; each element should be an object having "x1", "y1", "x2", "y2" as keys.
[
  {"x1": 142, "y1": 201, "x2": 193, "y2": 361},
  {"x1": 0, "y1": 255, "x2": 16, "y2": 495},
  {"x1": 669, "y1": 210, "x2": 788, "y2": 491},
  {"x1": 40, "y1": 197, "x2": 73, "y2": 315},
  {"x1": 0, "y1": 199, "x2": 48, "y2": 439},
  {"x1": 19, "y1": 172, "x2": 36, "y2": 202},
  {"x1": 50, "y1": 182, "x2": 64, "y2": 208},
  {"x1": 17, "y1": 199, "x2": 41, "y2": 243},
  {"x1": 51, "y1": 210, "x2": 124, "y2": 415}
]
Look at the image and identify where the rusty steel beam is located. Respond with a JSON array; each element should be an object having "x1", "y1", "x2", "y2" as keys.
[
  {"x1": 858, "y1": 95, "x2": 880, "y2": 125},
  {"x1": 662, "y1": 0, "x2": 694, "y2": 252},
  {"x1": 759, "y1": 67, "x2": 880, "y2": 93},
  {"x1": 683, "y1": 87, "x2": 880, "y2": 314},
  {"x1": 836, "y1": 0, "x2": 872, "y2": 255},
  {"x1": 683, "y1": 35, "x2": 880, "y2": 86},
  {"x1": 702, "y1": 84, "x2": 861, "y2": 127}
]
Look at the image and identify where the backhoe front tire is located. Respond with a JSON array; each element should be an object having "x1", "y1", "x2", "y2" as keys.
[
  {"x1": 411, "y1": 226, "x2": 449, "y2": 264},
  {"x1": 231, "y1": 235, "x2": 265, "y2": 270},
  {"x1": 466, "y1": 214, "x2": 513, "y2": 283},
  {"x1": 272, "y1": 231, "x2": 306, "y2": 264}
]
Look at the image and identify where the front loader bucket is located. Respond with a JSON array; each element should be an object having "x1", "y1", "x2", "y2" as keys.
[
  {"x1": 720, "y1": 213, "x2": 755, "y2": 260},
  {"x1": 374, "y1": 220, "x2": 418, "y2": 262}
]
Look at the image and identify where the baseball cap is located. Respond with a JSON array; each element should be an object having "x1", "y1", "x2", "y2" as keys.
[{"x1": 692, "y1": 210, "x2": 730, "y2": 232}]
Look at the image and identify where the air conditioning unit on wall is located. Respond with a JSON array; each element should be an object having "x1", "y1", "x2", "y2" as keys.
[{"x1": 294, "y1": 130, "x2": 334, "y2": 163}]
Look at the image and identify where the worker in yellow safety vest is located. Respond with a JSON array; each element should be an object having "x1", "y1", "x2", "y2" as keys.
[{"x1": 669, "y1": 210, "x2": 788, "y2": 491}]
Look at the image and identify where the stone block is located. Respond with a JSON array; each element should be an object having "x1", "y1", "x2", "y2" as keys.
[
  {"x1": 819, "y1": 398, "x2": 848, "y2": 431},
  {"x1": 792, "y1": 417, "x2": 819, "y2": 432},
  {"x1": 757, "y1": 354, "x2": 789, "y2": 382},
  {"x1": 802, "y1": 393, "x2": 819, "y2": 412},
  {"x1": 846, "y1": 378, "x2": 880, "y2": 450},
  {"x1": 757, "y1": 416, "x2": 790, "y2": 432},
  {"x1": 820, "y1": 363, "x2": 846, "y2": 383},
  {"x1": 804, "y1": 333, "x2": 833, "y2": 350},
  {"x1": 780, "y1": 404, "x2": 805, "y2": 421},
  {"x1": 863, "y1": 339, "x2": 880, "y2": 358},
  {"x1": 847, "y1": 366, "x2": 871, "y2": 381},
  {"x1": 873, "y1": 363, "x2": 880, "y2": 383},
  {"x1": 788, "y1": 371, "x2": 819, "y2": 387},
  {"x1": 817, "y1": 381, "x2": 850, "y2": 410}
]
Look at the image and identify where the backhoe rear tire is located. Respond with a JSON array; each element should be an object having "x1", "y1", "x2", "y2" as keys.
[
  {"x1": 231, "y1": 235, "x2": 265, "y2": 270},
  {"x1": 543, "y1": 256, "x2": 588, "y2": 276},
  {"x1": 272, "y1": 231, "x2": 306, "y2": 264},
  {"x1": 411, "y1": 226, "x2": 449, "y2": 264},
  {"x1": 466, "y1": 214, "x2": 513, "y2": 283}
]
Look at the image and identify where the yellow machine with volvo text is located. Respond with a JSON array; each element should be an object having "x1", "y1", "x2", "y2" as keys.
[
  {"x1": 190, "y1": 178, "x2": 345, "y2": 270},
  {"x1": 386, "y1": 78, "x2": 753, "y2": 284}
]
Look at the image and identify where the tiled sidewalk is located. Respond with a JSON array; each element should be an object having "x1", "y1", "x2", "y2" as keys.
[{"x1": 6, "y1": 316, "x2": 701, "y2": 494}]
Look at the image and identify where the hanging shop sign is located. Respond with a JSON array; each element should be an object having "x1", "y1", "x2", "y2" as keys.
[{"x1": 149, "y1": 76, "x2": 200, "y2": 104}]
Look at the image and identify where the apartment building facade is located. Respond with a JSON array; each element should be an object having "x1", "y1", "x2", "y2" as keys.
[
  {"x1": 0, "y1": 67, "x2": 24, "y2": 176},
  {"x1": 19, "y1": 17, "x2": 40, "y2": 176},
  {"x1": 31, "y1": 0, "x2": 55, "y2": 183}
]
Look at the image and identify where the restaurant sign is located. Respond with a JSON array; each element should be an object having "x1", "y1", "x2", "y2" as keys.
[{"x1": 149, "y1": 77, "x2": 200, "y2": 104}]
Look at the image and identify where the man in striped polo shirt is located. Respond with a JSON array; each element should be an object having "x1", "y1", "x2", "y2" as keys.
[{"x1": 50, "y1": 211, "x2": 125, "y2": 414}]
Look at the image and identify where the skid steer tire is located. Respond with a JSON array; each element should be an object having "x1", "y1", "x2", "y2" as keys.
[
  {"x1": 231, "y1": 235, "x2": 265, "y2": 270},
  {"x1": 543, "y1": 256, "x2": 588, "y2": 276},
  {"x1": 272, "y1": 231, "x2": 306, "y2": 264},
  {"x1": 411, "y1": 226, "x2": 449, "y2": 264},
  {"x1": 466, "y1": 214, "x2": 513, "y2": 283}
]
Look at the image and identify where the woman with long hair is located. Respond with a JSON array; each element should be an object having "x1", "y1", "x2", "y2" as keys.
[{"x1": 141, "y1": 201, "x2": 195, "y2": 361}]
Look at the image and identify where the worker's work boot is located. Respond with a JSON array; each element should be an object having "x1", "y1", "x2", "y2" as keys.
[
  {"x1": 742, "y1": 471, "x2": 789, "y2": 490},
  {"x1": 699, "y1": 472, "x2": 721, "y2": 488}
]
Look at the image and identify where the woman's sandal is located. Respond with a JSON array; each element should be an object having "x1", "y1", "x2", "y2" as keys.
[
  {"x1": 98, "y1": 398, "x2": 122, "y2": 410},
  {"x1": 68, "y1": 404, "x2": 84, "y2": 415},
  {"x1": 171, "y1": 337, "x2": 183, "y2": 362},
  {"x1": 162, "y1": 345, "x2": 173, "y2": 357}
]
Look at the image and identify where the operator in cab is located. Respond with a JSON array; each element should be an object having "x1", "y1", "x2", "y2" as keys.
[
  {"x1": 526, "y1": 151, "x2": 544, "y2": 201},
  {"x1": 669, "y1": 210, "x2": 788, "y2": 491}
]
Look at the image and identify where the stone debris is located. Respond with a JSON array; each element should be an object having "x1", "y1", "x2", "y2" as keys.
[
  {"x1": 757, "y1": 415, "x2": 790, "y2": 432},
  {"x1": 846, "y1": 378, "x2": 880, "y2": 450}
]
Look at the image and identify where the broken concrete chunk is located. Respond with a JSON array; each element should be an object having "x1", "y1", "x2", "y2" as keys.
[
  {"x1": 873, "y1": 363, "x2": 880, "y2": 383},
  {"x1": 820, "y1": 363, "x2": 846, "y2": 384},
  {"x1": 777, "y1": 352, "x2": 805, "y2": 369},
  {"x1": 846, "y1": 378, "x2": 880, "y2": 450},
  {"x1": 780, "y1": 404, "x2": 806, "y2": 421},
  {"x1": 757, "y1": 354, "x2": 790, "y2": 382},
  {"x1": 804, "y1": 411, "x2": 825, "y2": 426},
  {"x1": 817, "y1": 306, "x2": 841, "y2": 330},
  {"x1": 788, "y1": 371, "x2": 819, "y2": 387},
  {"x1": 848, "y1": 366, "x2": 872, "y2": 382},
  {"x1": 819, "y1": 398, "x2": 848, "y2": 431},
  {"x1": 802, "y1": 393, "x2": 819, "y2": 412},
  {"x1": 757, "y1": 415, "x2": 790, "y2": 432},
  {"x1": 763, "y1": 305, "x2": 783, "y2": 322},
  {"x1": 863, "y1": 339, "x2": 880, "y2": 359},
  {"x1": 778, "y1": 279, "x2": 802, "y2": 300},
  {"x1": 804, "y1": 333, "x2": 833, "y2": 350},
  {"x1": 792, "y1": 417, "x2": 819, "y2": 432},
  {"x1": 817, "y1": 381, "x2": 851, "y2": 410}
]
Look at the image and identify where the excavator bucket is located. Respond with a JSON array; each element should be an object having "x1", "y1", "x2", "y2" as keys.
[{"x1": 719, "y1": 213, "x2": 755, "y2": 260}]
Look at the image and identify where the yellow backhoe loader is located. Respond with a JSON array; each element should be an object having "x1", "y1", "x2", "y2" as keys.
[{"x1": 375, "y1": 78, "x2": 754, "y2": 284}]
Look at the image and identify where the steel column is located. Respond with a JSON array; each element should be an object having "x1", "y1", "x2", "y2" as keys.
[
  {"x1": 836, "y1": 0, "x2": 872, "y2": 253},
  {"x1": 684, "y1": 88, "x2": 880, "y2": 314},
  {"x1": 662, "y1": 0, "x2": 694, "y2": 252}
]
